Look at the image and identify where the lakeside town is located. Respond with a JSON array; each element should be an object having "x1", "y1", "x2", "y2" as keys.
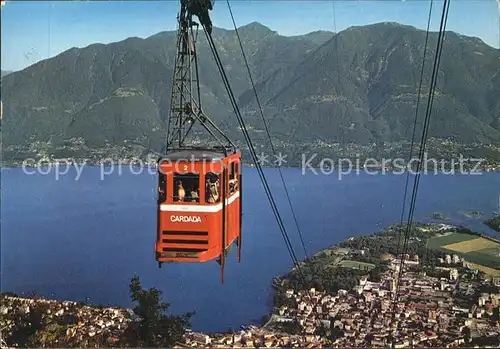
[
  {"x1": 2, "y1": 137, "x2": 500, "y2": 172},
  {"x1": 2, "y1": 222, "x2": 499, "y2": 348}
]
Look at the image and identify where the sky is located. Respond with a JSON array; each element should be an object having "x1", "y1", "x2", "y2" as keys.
[{"x1": 1, "y1": 0, "x2": 499, "y2": 71}]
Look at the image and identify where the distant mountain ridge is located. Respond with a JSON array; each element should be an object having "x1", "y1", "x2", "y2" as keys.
[
  {"x1": 1, "y1": 21, "x2": 499, "y2": 161},
  {"x1": 240, "y1": 22, "x2": 500, "y2": 145},
  {"x1": 1, "y1": 70, "x2": 13, "y2": 78}
]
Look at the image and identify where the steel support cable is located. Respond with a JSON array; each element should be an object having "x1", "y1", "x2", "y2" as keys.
[
  {"x1": 391, "y1": 0, "x2": 451, "y2": 332},
  {"x1": 204, "y1": 33, "x2": 320, "y2": 312},
  {"x1": 200, "y1": 8, "x2": 345, "y2": 342},
  {"x1": 394, "y1": 0, "x2": 434, "y2": 280},
  {"x1": 203, "y1": 28, "x2": 303, "y2": 270},
  {"x1": 203, "y1": 27, "x2": 322, "y2": 321},
  {"x1": 207, "y1": 5, "x2": 328, "y2": 335},
  {"x1": 225, "y1": 0, "x2": 309, "y2": 260},
  {"x1": 399, "y1": 0, "x2": 450, "y2": 273},
  {"x1": 422, "y1": 3, "x2": 450, "y2": 261}
]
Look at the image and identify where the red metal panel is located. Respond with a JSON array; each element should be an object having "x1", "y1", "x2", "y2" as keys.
[{"x1": 155, "y1": 152, "x2": 242, "y2": 270}]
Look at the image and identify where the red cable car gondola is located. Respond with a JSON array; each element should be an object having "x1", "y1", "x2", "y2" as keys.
[{"x1": 155, "y1": 0, "x2": 242, "y2": 283}]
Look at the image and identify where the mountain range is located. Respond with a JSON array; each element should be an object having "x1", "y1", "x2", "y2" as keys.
[
  {"x1": 1, "y1": 21, "x2": 499, "y2": 161},
  {"x1": 1, "y1": 70, "x2": 13, "y2": 78}
]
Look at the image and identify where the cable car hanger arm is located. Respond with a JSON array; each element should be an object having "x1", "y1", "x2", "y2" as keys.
[
  {"x1": 181, "y1": 0, "x2": 215, "y2": 35},
  {"x1": 165, "y1": 0, "x2": 236, "y2": 153}
]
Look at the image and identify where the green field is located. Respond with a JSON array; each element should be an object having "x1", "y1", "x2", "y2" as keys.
[
  {"x1": 426, "y1": 232, "x2": 478, "y2": 248},
  {"x1": 478, "y1": 247, "x2": 500, "y2": 257},
  {"x1": 427, "y1": 232, "x2": 500, "y2": 270},
  {"x1": 338, "y1": 260, "x2": 376, "y2": 271}
]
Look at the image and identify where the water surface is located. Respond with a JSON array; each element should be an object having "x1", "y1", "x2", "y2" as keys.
[{"x1": 1, "y1": 166, "x2": 498, "y2": 332}]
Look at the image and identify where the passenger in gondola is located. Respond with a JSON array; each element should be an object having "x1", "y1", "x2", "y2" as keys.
[
  {"x1": 190, "y1": 187, "x2": 200, "y2": 202},
  {"x1": 176, "y1": 180, "x2": 186, "y2": 202},
  {"x1": 206, "y1": 174, "x2": 219, "y2": 203},
  {"x1": 229, "y1": 178, "x2": 238, "y2": 193}
]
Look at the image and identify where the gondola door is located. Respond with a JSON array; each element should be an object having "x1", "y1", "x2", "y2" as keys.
[
  {"x1": 219, "y1": 166, "x2": 227, "y2": 283},
  {"x1": 227, "y1": 161, "x2": 236, "y2": 248}
]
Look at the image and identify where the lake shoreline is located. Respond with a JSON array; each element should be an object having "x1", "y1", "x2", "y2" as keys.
[
  {"x1": 485, "y1": 215, "x2": 500, "y2": 233},
  {"x1": 3, "y1": 167, "x2": 499, "y2": 337},
  {"x1": 2, "y1": 220, "x2": 499, "y2": 347},
  {"x1": 3, "y1": 161, "x2": 500, "y2": 175}
]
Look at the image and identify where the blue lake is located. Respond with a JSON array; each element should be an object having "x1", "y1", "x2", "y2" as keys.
[{"x1": 1, "y1": 166, "x2": 499, "y2": 332}]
